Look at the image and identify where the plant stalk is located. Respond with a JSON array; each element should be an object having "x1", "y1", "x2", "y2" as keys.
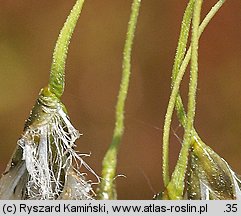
[
  {"x1": 166, "y1": 0, "x2": 203, "y2": 200},
  {"x1": 162, "y1": 0, "x2": 195, "y2": 187},
  {"x1": 174, "y1": 0, "x2": 226, "y2": 128},
  {"x1": 49, "y1": 0, "x2": 85, "y2": 98},
  {"x1": 97, "y1": 0, "x2": 141, "y2": 200},
  {"x1": 162, "y1": 0, "x2": 226, "y2": 189}
]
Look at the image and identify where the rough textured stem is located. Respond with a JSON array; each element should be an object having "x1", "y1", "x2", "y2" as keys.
[
  {"x1": 49, "y1": 0, "x2": 85, "y2": 98},
  {"x1": 169, "y1": 2, "x2": 227, "y2": 192},
  {"x1": 167, "y1": 0, "x2": 203, "y2": 200},
  {"x1": 162, "y1": 0, "x2": 194, "y2": 187},
  {"x1": 174, "y1": 0, "x2": 226, "y2": 128},
  {"x1": 162, "y1": 0, "x2": 226, "y2": 190},
  {"x1": 97, "y1": 0, "x2": 141, "y2": 200},
  {"x1": 172, "y1": 0, "x2": 195, "y2": 83}
]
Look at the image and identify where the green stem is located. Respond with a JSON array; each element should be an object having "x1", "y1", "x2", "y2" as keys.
[
  {"x1": 162, "y1": 0, "x2": 194, "y2": 187},
  {"x1": 162, "y1": 0, "x2": 226, "y2": 188},
  {"x1": 172, "y1": 0, "x2": 195, "y2": 83},
  {"x1": 167, "y1": 0, "x2": 203, "y2": 200},
  {"x1": 97, "y1": 0, "x2": 141, "y2": 200},
  {"x1": 49, "y1": 0, "x2": 85, "y2": 98},
  {"x1": 174, "y1": 0, "x2": 226, "y2": 128}
]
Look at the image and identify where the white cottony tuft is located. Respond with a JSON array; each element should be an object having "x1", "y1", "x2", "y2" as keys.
[
  {"x1": 18, "y1": 102, "x2": 97, "y2": 200},
  {"x1": 0, "y1": 88, "x2": 99, "y2": 200}
]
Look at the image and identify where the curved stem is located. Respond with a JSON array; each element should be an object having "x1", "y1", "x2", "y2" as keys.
[
  {"x1": 162, "y1": 0, "x2": 194, "y2": 187},
  {"x1": 172, "y1": 0, "x2": 195, "y2": 83},
  {"x1": 167, "y1": 0, "x2": 203, "y2": 200},
  {"x1": 49, "y1": 0, "x2": 85, "y2": 98},
  {"x1": 162, "y1": 0, "x2": 226, "y2": 188},
  {"x1": 97, "y1": 0, "x2": 141, "y2": 200},
  {"x1": 174, "y1": 0, "x2": 226, "y2": 128}
]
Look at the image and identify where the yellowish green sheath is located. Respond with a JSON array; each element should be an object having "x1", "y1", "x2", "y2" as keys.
[
  {"x1": 97, "y1": 0, "x2": 141, "y2": 200},
  {"x1": 50, "y1": 0, "x2": 85, "y2": 99},
  {"x1": 0, "y1": 0, "x2": 95, "y2": 200},
  {"x1": 187, "y1": 137, "x2": 241, "y2": 200}
]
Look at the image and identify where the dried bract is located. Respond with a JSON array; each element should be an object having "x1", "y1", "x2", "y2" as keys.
[
  {"x1": 187, "y1": 137, "x2": 241, "y2": 200},
  {"x1": 0, "y1": 87, "x2": 97, "y2": 200}
]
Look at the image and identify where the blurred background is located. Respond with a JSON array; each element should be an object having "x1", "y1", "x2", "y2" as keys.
[{"x1": 0, "y1": 0, "x2": 241, "y2": 199}]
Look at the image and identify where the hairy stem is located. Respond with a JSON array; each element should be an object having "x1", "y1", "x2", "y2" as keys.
[
  {"x1": 162, "y1": 0, "x2": 194, "y2": 187},
  {"x1": 97, "y1": 0, "x2": 141, "y2": 200},
  {"x1": 49, "y1": 0, "x2": 85, "y2": 98},
  {"x1": 162, "y1": 0, "x2": 226, "y2": 190},
  {"x1": 167, "y1": 0, "x2": 203, "y2": 200},
  {"x1": 174, "y1": 0, "x2": 226, "y2": 128}
]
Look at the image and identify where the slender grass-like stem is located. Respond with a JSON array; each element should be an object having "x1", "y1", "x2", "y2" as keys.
[
  {"x1": 172, "y1": 0, "x2": 195, "y2": 83},
  {"x1": 166, "y1": 0, "x2": 203, "y2": 200},
  {"x1": 97, "y1": 0, "x2": 141, "y2": 200},
  {"x1": 49, "y1": 0, "x2": 85, "y2": 98},
  {"x1": 174, "y1": 0, "x2": 226, "y2": 128},
  {"x1": 158, "y1": 0, "x2": 226, "y2": 199},
  {"x1": 162, "y1": 0, "x2": 194, "y2": 187},
  {"x1": 185, "y1": 0, "x2": 202, "y2": 145},
  {"x1": 162, "y1": 0, "x2": 226, "y2": 189}
]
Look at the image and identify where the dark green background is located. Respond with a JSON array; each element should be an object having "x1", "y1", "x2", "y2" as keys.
[{"x1": 0, "y1": 0, "x2": 241, "y2": 199}]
